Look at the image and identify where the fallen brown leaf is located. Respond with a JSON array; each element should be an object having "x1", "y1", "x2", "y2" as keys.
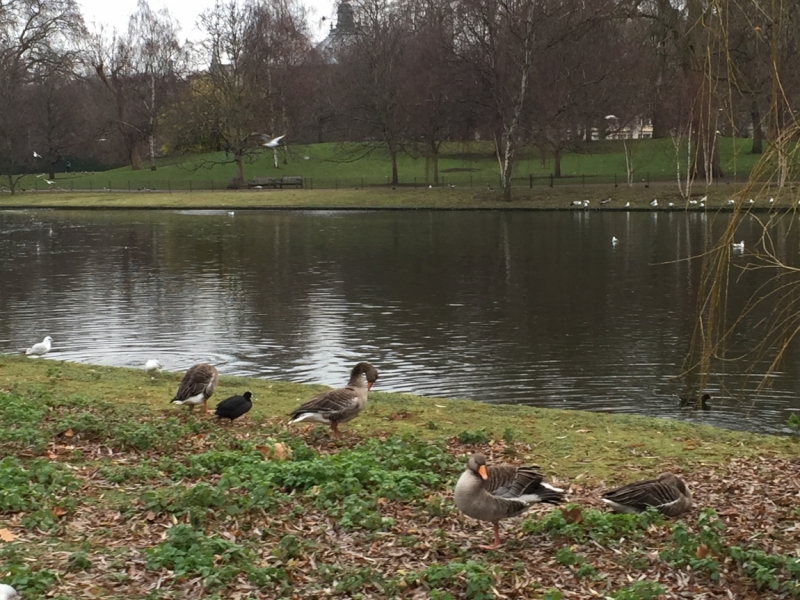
[{"x1": 0, "y1": 528, "x2": 17, "y2": 542}]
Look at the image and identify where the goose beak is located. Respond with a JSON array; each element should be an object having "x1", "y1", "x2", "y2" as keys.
[
  {"x1": 367, "y1": 381, "x2": 375, "y2": 391},
  {"x1": 478, "y1": 465, "x2": 488, "y2": 480}
]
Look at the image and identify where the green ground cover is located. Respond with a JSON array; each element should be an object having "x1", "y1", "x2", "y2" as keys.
[
  {"x1": 1, "y1": 356, "x2": 798, "y2": 598},
  {"x1": 13, "y1": 138, "x2": 768, "y2": 193}
]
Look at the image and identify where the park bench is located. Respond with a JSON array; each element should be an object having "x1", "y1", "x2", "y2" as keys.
[{"x1": 247, "y1": 175, "x2": 304, "y2": 189}]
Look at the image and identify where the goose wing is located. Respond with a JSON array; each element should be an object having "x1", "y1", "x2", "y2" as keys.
[
  {"x1": 290, "y1": 385, "x2": 359, "y2": 421},
  {"x1": 602, "y1": 479, "x2": 686, "y2": 514},
  {"x1": 174, "y1": 364, "x2": 218, "y2": 401}
]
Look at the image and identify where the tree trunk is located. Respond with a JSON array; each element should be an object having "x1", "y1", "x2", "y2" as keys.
[
  {"x1": 235, "y1": 151, "x2": 244, "y2": 183},
  {"x1": 130, "y1": 145, "x2": 142, "y2": 170},
  {"x1": 7, "y1": 175, "x2": 16, "y2": 195},
  {"x1": 554, "y1": 147, "x2": 562, "y2": 178},
  {"x1": 750, "y1": 99, "x2": 763, "y2": 154},
  {"x1": 389, "y1": 143, "x2": 399, "y2": 185},
  {"x1": 149, "y1": 73, "x2": 157, "y2": 171},
  {"x1": 430, "y1": 141, "x2": 439, "y2": 185}
]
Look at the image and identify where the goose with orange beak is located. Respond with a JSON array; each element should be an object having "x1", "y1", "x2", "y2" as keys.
[
  {"x1": 454, "y1": 453, "x2": 565, "y2": 549},
  {"x1": 289, "y1": 362, "x2": 378, "y2": 437}
]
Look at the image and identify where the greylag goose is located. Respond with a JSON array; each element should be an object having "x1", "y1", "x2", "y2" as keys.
[
  {"x1": 289, "y1": 362, "x2": 378, "y2": 437},
  {"x1": 454, "y1": 453, "x2": 565, "y2": 549},
  {"x1": 24, "y1": 335, "x2": 53, "y2": 356},
  {"x1": 214, "y1": 391, "x2": 253, "y2": 424},
  {"x1": 601, "y1": 472, "x2": 692, "y2": 517},
  {"x1": 170, "y1": 363, "x2": 218, "y2": 413}
]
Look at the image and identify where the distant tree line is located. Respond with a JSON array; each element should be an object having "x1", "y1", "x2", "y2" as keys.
[{"x1": 1, "y1": 0, "x2": 798, "y2": 198}]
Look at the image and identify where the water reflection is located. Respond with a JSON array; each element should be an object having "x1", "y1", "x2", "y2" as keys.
[{"x1": 1, "y1": 208, "x2": 799, "y2": 434}]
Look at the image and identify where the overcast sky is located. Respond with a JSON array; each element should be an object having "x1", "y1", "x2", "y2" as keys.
[{"x1": 78, "y1": 0, "x2": 336, "y2": 43}]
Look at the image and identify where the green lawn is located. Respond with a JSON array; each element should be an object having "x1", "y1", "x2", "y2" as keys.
[{"x1": 15, "y1": 138, "x2": 769, "y2": 193}]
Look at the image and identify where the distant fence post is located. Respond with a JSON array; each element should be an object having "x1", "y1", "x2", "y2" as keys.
[
  {"x1": 614, "y1": 173, "x2": 617, "y2": 187},
  {"x1": 529, "y1": 174, "x2": 533, "y2": 188},
  {"x1": 549, "y1": 174, "x2": 554, "y2": 188}
]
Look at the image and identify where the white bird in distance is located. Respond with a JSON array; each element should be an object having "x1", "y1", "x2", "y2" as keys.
[
  {"x1": 252, "y1": 133, "x2": 286, "y2": 148},
  {"x1": 33, "y1": 151, "x2": 42, "y2": 158}
]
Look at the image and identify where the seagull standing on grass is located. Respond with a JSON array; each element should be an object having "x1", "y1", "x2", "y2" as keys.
[
  {"x1": 0, "y1": 583, "x2": 20, "y2": 599},
  {"x1": 650, "y1": 199, "x2": 658, "y2": 207},
  {"x1": 24, "y1": 335, "x2": 53, "y2": 356},
  {"x1": 145, "y1": 359, "x2": 162, "y2": 374}
]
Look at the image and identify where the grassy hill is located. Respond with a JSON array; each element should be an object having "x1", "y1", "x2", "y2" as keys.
[{"x1": 17, "y1": 138, "x2": 766, "y2": 192}]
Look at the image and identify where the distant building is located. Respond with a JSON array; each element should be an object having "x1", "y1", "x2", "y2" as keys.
[{"x1": 316, "y1": 1, "x2": 357, "y2": 62}]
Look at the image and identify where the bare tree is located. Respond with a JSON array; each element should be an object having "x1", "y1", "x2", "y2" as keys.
[
  {"x1": 127, "y1": 0, "x2": 187, "y2": 171},
  {"x1": 336, "y1": 0, "x2": 409, "y2": 185},
  {"x1": 0, "y1": 0, "x2": 83, "y2": 192},
  {"x1": 87, "y1": 28, "x2": 150, "y2": 170}
]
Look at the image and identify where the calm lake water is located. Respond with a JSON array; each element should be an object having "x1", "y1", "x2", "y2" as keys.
[{"x1": 1, "y1": 208, "x2": 799, "y2": 434}]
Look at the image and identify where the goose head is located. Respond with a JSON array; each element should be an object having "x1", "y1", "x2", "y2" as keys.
[
  {"x1": 351, "y1": 362, "x2": 379, "y2": 390},
  {"x1": 657, "y1": 472, "x2": 691, "y2": 497},
  {"x1": 467, "y1": 453, "x2": 489, "y2": 480}
]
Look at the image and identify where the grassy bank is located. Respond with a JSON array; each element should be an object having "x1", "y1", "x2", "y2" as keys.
[
  {"x1": 13, "y1": 138, "x2": 767, "y2": 193},
  {"x1": 2, "y1": 183, "x2": 797, "y2": 211},
  {"x1": 1, "y1": 356, "x2": 798, "y2": 599}
]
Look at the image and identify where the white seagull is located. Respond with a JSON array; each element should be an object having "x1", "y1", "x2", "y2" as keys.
[
  {"x1": 732, "y1": 240, "x2": 745, "y2": 251},
  {"x1": 145, "y1": 359, "x2": 162, "y2": 374},
  {"x1": 254, "y1": 133, "x2": 285, "y2": 148},
  {"x1": 33, "y1": 151, "x2": 42, "y2": 159},
  {"x1": 25, "y1": 335, "x2": 53, "y2": 356},
  {"x1": 0, "y1": 583, "x2": 20, "y2": 600},
  {"x1": 612, "y1": 236, "x2": 619, "y2": 245},
  {"x1": 650, "y1": 199, "x2": 658, "y2": 207},
  {"x1": 725, "y1": 199, "x2": 735, "y2": 206},
  {"x1": 624, "y1": 202, "x2": 630, "y2": 208}
]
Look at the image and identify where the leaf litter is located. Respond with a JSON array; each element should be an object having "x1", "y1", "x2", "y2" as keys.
[{"x1": 0, "y1": 391, "x2": 798, "y2": 599}]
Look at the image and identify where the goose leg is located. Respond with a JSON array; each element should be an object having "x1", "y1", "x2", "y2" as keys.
[
  {"x1": 203, "y1": 399, "x2": 208, "y2": 414},
  {"x1": 478, "y1": 523, "x2": 501, "y2": 550},
  {"x1": 330, "y1": 421, "x2": 340, "y2": 438}
]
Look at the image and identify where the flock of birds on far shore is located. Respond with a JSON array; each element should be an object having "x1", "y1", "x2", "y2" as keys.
[{"x1": 11, "y1": 334, "x2": 698, "y2": 590}]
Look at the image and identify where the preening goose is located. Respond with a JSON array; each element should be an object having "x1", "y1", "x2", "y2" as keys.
[
  {"x1": 289, "y1": 362, "x2": 378, "y2": 437},
  {"x1": 454, "y1": 453, "x2": 565, "y2": 549},
  {"x1": 170, "y1": 363, "x2": 218, "y2": 413},
  {"x1": 214, "y1": 391, "x2": 253, "y2": 424},
  {"x1": 601, "y1": 472, "x2": 692, "y2": 517}
]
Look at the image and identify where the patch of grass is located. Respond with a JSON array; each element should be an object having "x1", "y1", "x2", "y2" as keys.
[
  {"x1": 1, "y1": 355, "x2": 797, "y2": 481},
  {"x1": 554, "y1": 547, "x2": 598, "y2": 579},
  {"x1": 408, "y1": 560, "x2": 501, "y2": 600},
  {"x1": 607, "y1": 580, "x2": 665, "y2": 599},
  {"x1": 13, "y1": 138, "x2": 767, "y2": 193},
  {"x1": 0, "y1": 456, "x2": 78, "y2": 529},
  {"x1": 457, "y1": 429, "x2": 490, "y2": 444},
  {"x1": 659, "y1": 509, "x2": 725, "y2": 581},
  {"x1": 145, "y1": 524, "x2": 252, "y2": 589},
  {"x1": 522, "y1": 506, "x2": 663, "y2": 546}
]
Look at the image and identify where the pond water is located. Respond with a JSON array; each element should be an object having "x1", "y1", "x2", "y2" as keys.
[{"x1": 1, "y1": 208, "x2": 799, "y2": 434}]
